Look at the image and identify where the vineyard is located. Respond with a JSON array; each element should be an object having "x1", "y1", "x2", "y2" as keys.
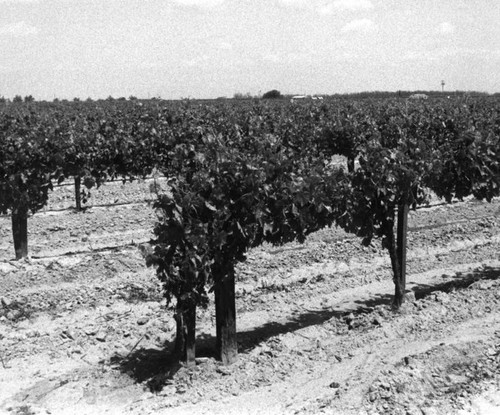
[{"x1": 1, "y1": 97, "x2": 500, "y2": 414}]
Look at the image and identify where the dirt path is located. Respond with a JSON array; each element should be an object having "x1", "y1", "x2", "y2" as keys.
[
  {"x1": 2, "y1": 260, "x2": 499, "y2": 415},
  {"x1": 1, "y1": 182, "x2": 499, "y2": 415},
  {"x1": 164, "y1": 313, "x2": 499, "y2": 415}
]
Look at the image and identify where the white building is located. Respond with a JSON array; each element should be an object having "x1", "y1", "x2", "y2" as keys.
[
  {"x1": 408, "y1": 94, "x2": 429, "y2": 100},
  {"x1": 291, "y1": 95, "x2": 324, "y2": 103}
]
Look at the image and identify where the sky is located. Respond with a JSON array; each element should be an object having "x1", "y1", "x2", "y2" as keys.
[{"x1": 0, "y1": 0, "x2": 499, "y2": 100}]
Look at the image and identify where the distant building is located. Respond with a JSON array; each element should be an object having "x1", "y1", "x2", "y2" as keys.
[
  {"x1": 291, "y1": 95, "x2": 323, "y2": 103},
  {"x1": 291, "y1": 95, "x2": 307, "y2": 102},
  {"x1": 408, "y1": 94, "x2": 429, "y2": 100}
]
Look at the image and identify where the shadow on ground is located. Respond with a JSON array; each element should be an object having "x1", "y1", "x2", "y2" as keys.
[
  {"x1": 411, "y1": 266, "x2": 500, "y2": 299},
  {"x1": 109, "y1": 346, "x2": 180, "y2": 384},
  {"x1": 349, "y1": 266, "x2": 500, "y2": 310},
  {"x1": 108, "y1": 266, "x2": 500, "y2": 388}
]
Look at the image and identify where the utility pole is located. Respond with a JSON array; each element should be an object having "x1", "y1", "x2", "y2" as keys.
[{"x1": 441, "y1": 80, "x2": 445, "y2": 93}]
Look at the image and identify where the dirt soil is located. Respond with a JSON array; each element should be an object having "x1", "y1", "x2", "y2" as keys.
[{"x1": 1, "y1": 179, "x2": 500, "y2": 415}]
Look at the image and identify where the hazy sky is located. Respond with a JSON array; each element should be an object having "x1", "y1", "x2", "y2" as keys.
[{"x1": 1, "y1": 0, "x2": 499, "y2": 100}]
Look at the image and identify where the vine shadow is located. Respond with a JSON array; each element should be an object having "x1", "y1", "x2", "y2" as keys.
[
  {"x1": 108, "y1": 266, "x2": 500, "y2": 389},
  {"x1": 109, "y1": 344, "x2": 180, "y2": 385},
  {"x1": 411, "y1": 265, "x2": 500, "y2": 299}
]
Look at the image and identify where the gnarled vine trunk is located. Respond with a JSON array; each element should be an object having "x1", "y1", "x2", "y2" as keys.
[
  {"x1": 384, "y1": 217, "x2": 404, "y2": 309},
  {"x1": 383, "y1": 200, "x2": 410, "y2": 310},
  {"x1": 174, "y1": 300, "x2": 196, "y2": 367}
]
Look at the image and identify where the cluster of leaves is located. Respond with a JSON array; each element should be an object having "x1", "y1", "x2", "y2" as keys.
[
  {"x1": 318, "y1": 102, "x2": 374, "y2": 169},
  {"x1": 0, "y1": 100, "x2": 225, "y2": 217},
  {"x1": 144, "y1": 96, "x2": 500, "y2": 362},
  {"x1": 427, "y1": 101, "x2": 500, "y2": 201},
  {"x1": 1, "y1": 97, "x2": 499, "y2": 335},
  {"x1": 0, "y1": 105, "x2": 62, "y2": 216},
  {"x1": 2, "y1": 94, "x2": 498, "y2": 264},
  {"x1": 311, "y1": 99, "x2": 500, "y2": 247},
  {"x1": 148, "y1": 117, "x2": 344, "y2": 311}
]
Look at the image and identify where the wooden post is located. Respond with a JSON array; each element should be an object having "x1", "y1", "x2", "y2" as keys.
[
  {"x1": 347, "y1": 157, "x2": 355, "y2": 173},
  {"x1": 174, "y1": 306, "x2": 185, "y2": 359},
  {"x1": 12, "y1": 206, "x2": 28, "y2": 260},
  {"x1": 184, "y1": 303, "x2": 196, "y2": 367},
  {"x1": 74, "y1": 176, "x2": 82, "y2": 210},
  {"x1": 397, "y1": 202, "x2": 409, "y2": 300},
  {"x1": 215, "y1": 267, "x2": 238, "y2": 365}
]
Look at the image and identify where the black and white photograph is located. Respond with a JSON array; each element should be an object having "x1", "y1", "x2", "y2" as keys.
[{"x1": 1, "y1": 1, "x2": 500, "y2": 414}]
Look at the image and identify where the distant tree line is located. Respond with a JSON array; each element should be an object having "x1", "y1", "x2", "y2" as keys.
[
  {"x1": 1, "y1": 89, "x2": 498, "y2": 105},
  {"x1": 0, "y1": 95, "x2": 35, "y2": 104}
]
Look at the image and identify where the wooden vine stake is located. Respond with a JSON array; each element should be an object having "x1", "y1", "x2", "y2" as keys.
[
  {"x1": 395, "y1": 201, "x2": 409, "y2": 308},
  {"x1": 74, "y1": 176, "x2": 82, "y2": 211},
  {"x1": 215, "y1": 267, "x2": 238, "y2": 365},
  {"x1": 12, "y1": 205, "x2": 28, "y2": 260}
]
